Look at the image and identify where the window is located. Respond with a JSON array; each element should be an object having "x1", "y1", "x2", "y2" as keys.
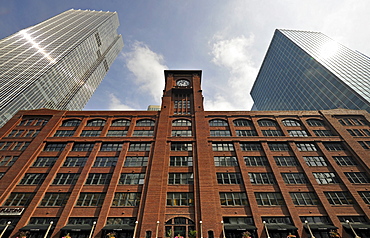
[
  {"x1": 333, "y1": 156, "x2": 357, "y2": 166},
  {"x1": 338, "y1": 216, "x2": 367, "y2": 223},
  {"x1": 307, "y1": 119, "x2": 325, "y2": 126},
  {"x1": 136, "y1": 119, "x2": 155, "y2": 126},
  {"x1": 0, "y1": 155, "x2": 18, "y2": 166},
  {"x1": 133, "y1": 130, "x2": 154, "y2": 136},
  {"x1": 312, "y1": 130, "x2": 334, "y2": 137},
  {"x1": 167, "y1": 193, "x2": 194, "y2": 206},
  {"x1": 19, "y1": 173, "x2": 47, "y2": 185},
  {"x1": 282, "y1": 119, "x2": 301, "y2": 127},
  {"x1": 29, "y1": 217, "x2": 59, "y2": 225},
  {"x1": 290, "y1": 192, "x2": 319, "y2": 205},
  {"x1": 44, "y1": 143, "x2": 66, "y2": 151},
  {"x1": 168, "y1": 173, "x2": 194, "y2": 184},
  {"x1": 106, "y1": 217, "x2": 136, "y2": 225},
  {"x1": 170, "y1": 156, "x2": 193, "y2": 166},
  {"x1": 72, "y1": 143, "x2": 94, "y2": 151},
  {"x1": 76, "y1": 193, "x2": 105, "y2": 206},
  {"x1": 7, "y1": 130, "x2": 25, "y2": 137},
  {"x1": 40, "y1": 193, "x2": 70, "y2": 206},
  {"x1": 101, "y1": 143, "x2": 124, "y2": 151},
  {"x1": 240, "y1": 143, "x2": 261, "y2": 151},
  {"x1": 54, "y1": 130, "x2": 75, "y2": 137},
  {"x1": 347, "y1": 129, "x2": 366, "y2": 136},
  {"x1": 209, "y1": 119, "x2": 228, "y2": 126},
  {"x1": 299, "y1": 216, "x2": 330, "y2": 224},
  {"x1": 303, "y1": 156, "x2": 327, "y2": 166},
  {"x1": 217, "y1": 173, "x2": 242, "y2": 184},
  {"x1": 338, "y1": 118, "x2": 366, "y2": 126},
  {"x1": 172, "y1": 130, "x2": 192, "y2": 137},
  {"x1": 281, "y1": 173, "x2": 307, "y2": 184},
  {"x1": 86, "y1": 119, "x2": 106, "y2": 127},
  {"x1": 128, "y1": 143, "x2": 151, "y2": 151},
  {"x1": 274, "y1": 156, "x2": 297, "y2": 166},
  {"x1": 63, "y1": 157, "x2": 88, "y2": 167},
  {"x1": 111, "y1": 119, "x2": 130, "y2": 126},
  {"x1": 124, "y1": 156, "x2": 148, "y2": 167},
  {"x1": 171, "y1": 143, "x2": 192, "y2": 151},
  {"x1": 52, "y1": 173, "x2": 79, "y2": 185},
  {"x1": 258, "y1": 119, "x2": 277, "y2": 126},
  {"x1": 233, "y1": 119, "x2": 252, "y2": 127},
  {"x1": 112, "y1": 193, "x2": 141, "y2": 206},
  {"x1": 210, "y1": 130, "x2": 231, "y2": 136},
  {"x1": 313, "y1": 172, "x2": 340, "y2": 184},
  {"x1": 85, "y1": 173, "x2": 112, "y2": 185},
  {"x1": 358, "y1": 141, "x2": 370, "y2": 149},
  {"x1": 172, "y1": 119, "x2": 191, "y2": 126},
  {"x1": 220, "y1": 192, "x2": 248, "y2": 206},
  {"x1": 288, "y1": 130, "x2": 308, "y2": 137},
  {"x1": 24, "y1": 129, "x2": 40, "y2": 137},
  {"x1": 4, "y1": 193, "x2": 35, "y2": 206},
  {"x1": 249, "y1": 173, "x2": 275, "y2": 184},
  {"x1": 244, "y1": 156, "x2": 268, "y2": 166},
  {"x1": 68, "y1": 217, "x2": 97, "y2": 225},
  {"x1": 268, "y1": 143, "x2": 290, "y2": 151},
  {"x1": 324, "y1": 192, "x2": 353, "y2": 205},
  {"x1": 19, "y1": 118, "x2": 48, "y2": 126},
  {"x1": 214, "y1": 156, "x2": 238, "y2": 166},
  {"x1": 345, "y1": 172, "x2": 370, "y2": 184},
  {"x1": 262, "y1": 130, "x2": 284, "y2": 136},
  {"x1": 262, "y1": 217, "x2": 292, "y2": 224},
  {"x1": 324, "y1": 143, "x2": 345, "y2": 151},
  {"x1": 358, "y1": 191, "x2": 370, "y2": 204},
  {"x1": 106, "y1": 130, "x2": 127, "y2": 137},
  {"x1": 119, "y1": 173, "x2": 145, "y2": 184},
  {"x1": 61, "y1": 119, "x2": 81, "y2": 127},
  {"x1": 0, "y1": 142, "x2": 29, "y2": 151},
  {"x1": 32, "y1": 157, "x2": 57, "y2": 167},
  {"x1": 255, "y1": 192, "x2": 285, "y2": 206},
  {"x1": 296, "y1": 143, "x2": 317, "y2": 151},
  {"x1": 93, "y1": 157, "x2": 117, "y2": 167},
  {"x1": 236, "y1": 130, "x2": 257, "y2": 136},
  {"x1": 80, "y1": 130, "x2": 101, "y2": 137}
]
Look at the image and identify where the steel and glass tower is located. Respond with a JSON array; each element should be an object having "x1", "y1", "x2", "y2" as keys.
[
  {"x1": 250, "y1": 29, "x2": 370, "y2": 112},
  {"x1": 0, "y1": 9, "x2": 123, "y2": 126}
]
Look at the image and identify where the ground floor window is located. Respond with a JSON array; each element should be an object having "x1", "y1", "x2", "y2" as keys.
[{"x1": 165, "y1": 217, "x2": 195, "y2": 238}]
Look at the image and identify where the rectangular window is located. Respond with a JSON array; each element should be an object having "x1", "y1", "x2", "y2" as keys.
[
  {"x1": 19, "y1": 173, "x2": 47, "y2": 185},
  {"x1": 345, "y1": 172, "x2": 370, "y2": 184},
  {"x1": 119, "y1": 173, "x2": 145, "y2": 184},
  {"x1": 290, "y1": 192, "x2": 319, "y2": 205},
  {"x1": 244, "y1": 156, "x2": 268, "y2": 166},
  {"x1": 0, "y1": 155, "x2": 18, "y2": 166},
  {"x1": 323, "y1": 143, "x2": 345, "y2": 151},
  {"x1": 76, "y1": 193, "x2": 105, "y2": 206},
  {"x1": 262, "y1": 130, "x2": 284, "y2": 136},
  {"x1": 167, "y1": 193, "x2": 194, "y2": 206},
  {"x1": 7, "y1": 130, "x2": 38, "y2": 137},
  {"x1": 274, "y1": 156, "x2": 297, "y2": 166},
  {"x1": 68, "y1": 217, "x2": 97, "y2": 225},
  {"x1": 313, "y1": 130, "x2": 334, "y2": 137},
  {"x1": 124, "y1": 156, "x2": 148, "y2": 167},
  {"x1": 72, "y1": 143, "x2": 95, "y2": 151},
  {"x1": 333, "y1": 156, "x2": 357, "y2": 166},
  {"x1": 4, "y1": 193, "x2": 35, "y2": 206},
  {"x1": 80, "y1": 130, "x2": 101, "y2": 137},
  {"x1": 249, "y1": 173, "x2": 275, "y2": 184},
  {"x1": 288, "y1": 130, "x2": 308, "y2": 137},
  {"x1": 171, "y1": 143, "x2": 192, "y2": 151},
  {"x1": 170, "y1": 156, "x2": 193, "y2": 166},
  {"x1": 44, "y1": 143, "x2": 66, "y2": 151},
  {"x1": 347, "y1": 129, "x2": 365, "y2": 136},
  {"x1": 210, "y1": 130, "x2": 231, "y2": 137},
  {"x1": 93, "y1": 157, "x2": 117, "y2": 167},
  {"x1": 11, "y1": 142, "x2": 30, "y2": 151},
  {"x1": 172, "y1": 130, "x2": 192, "y2": 137},
  {"x1": 281, "y1": 173, "x2": 307, "y2": 184},
  {"x1": 168, "y1": 173, "x2": 194, "y2": 184},
  {"x1": 217, "y1": 173, "x2": 242, "y2": 184},
  {"x1": 40, "y1": 193, "x2": 70, "y2": 206},
  {"x1": 32, "y1": 157, "x2": 58, "y2": 167},
  {"x1": 324, "y1": 192, "x2": 353, "y2": 205},
  {"x1": 268, "y1": 143, "x2": 290, "y2": 151},
  {"x1": 214, "y1": 156, "x2": 238, "y2": 166},
  {"x1": 240, "y1": 143, "x2": 261, "y2": 151},
  {"x1": 85, "y1": 173, "x2": 112, "y2": 185},
  {"x1": 29, "y1": 217, "x2": 58, "y2": 225},
  {"x1": 236, "y1": 130, "x2": 257, "y2": 136},
  {"x1": 63, "y1": 157, "x2": 88, "y2": 167},
  {"x1": 358, "y1": 191, "x2": 370, "y2": 204},
  {"x1": 102, "y1": 143, "x2": 124, "y2": 151},
  {"x1": 0, "y1": 142, "x2": 12, "y2": 151},
  {"x1": 296, "y1": 143, "x2": 317, "y2": 151},
  {"x1": 106, "y1": 130, "x2": 128, "y2": 137},
  {"x1": 255, "y1": 192, "x2": 285, "y2": 206},
  {"x1": 220, "y1": 192, "x2": 248, "y2": 206},
  {"x1": 313, "y1": 172, "x2": 340, "y2": 184},
  {"x1": 7, "y1": 130, "x2": 24, "y2": 137},
  {"x1": 128, "y1": 143, "x2": 151, "y2": 151},
  {"x1": 52, "y1": 173, "x2": 79, "y2": 185},
  {"x1": 54, "y1": 130, "x2": 75, "y2": 137},
  {"x1": 133, "y1": 130, "x2": 154, "y2": 137},
  {"x1": 112, "y1": 192, "x2": 141, "y2": 206},
  {"x1": 24, "y1": 129, "x2": 40, "y2": 137},
  {"x1": 303, "y1": 156, "x2": 327, "y2": 166},
  {"x1": 358, "y1": 141, "x2": 370, "y2": 150}
]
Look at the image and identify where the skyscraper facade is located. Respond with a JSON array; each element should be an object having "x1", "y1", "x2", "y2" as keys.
[
  {"x1": 250, "y1": 29, "x2": 370, "y2": 112},
  {"x1": 0, "y1": 9, "x2": 123, "y2": 126}
]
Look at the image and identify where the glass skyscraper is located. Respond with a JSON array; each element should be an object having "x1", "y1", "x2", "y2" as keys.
[
  {"x1": 250, "y1": 29, "x2": 370, "y2": 112},
  {"x1": 0, "y1": 9, "x2": 123, "y2": 126}
]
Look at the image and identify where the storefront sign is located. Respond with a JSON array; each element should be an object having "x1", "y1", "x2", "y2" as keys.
[{"x1": 0, "y1": 207, "x2": 24, "y2": 215}]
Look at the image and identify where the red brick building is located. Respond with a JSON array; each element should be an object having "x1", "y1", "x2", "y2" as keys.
[{"x1": 0, "y1": 70, "x2": 369, "y2": 238}]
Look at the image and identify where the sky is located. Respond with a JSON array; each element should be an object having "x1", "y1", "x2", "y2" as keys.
[{"x1": 0, "y1": 0, "x2": 369, "y2": 111}]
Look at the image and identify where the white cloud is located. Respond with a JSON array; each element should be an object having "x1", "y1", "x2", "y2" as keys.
[{"x1": 108, "y1": 93, "x2": 135, "y2": 110}]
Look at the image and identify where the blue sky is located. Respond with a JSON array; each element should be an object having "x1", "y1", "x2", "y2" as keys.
[{"x1": 1, "y1": 0, "x2": 369, "y2": 111}]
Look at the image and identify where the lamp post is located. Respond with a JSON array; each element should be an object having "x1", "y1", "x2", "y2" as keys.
[
  {"x1": 221, "y1": 221, "x2": 226, "y2": 238},
  {"x1": 43, "y1": 221, "x2": 53, "y2": 238},
  {"x1": 0, "y1": 221, "x2": 11, "y2": 238},
  {"x1": 88, "y1": 221, "x2": 96, "y2": 238},
  {"x1": 199, "y1": 221, "x2": 203, "y2": 238},
  {"x1": 304, "y1": 221, "x2": 315, "y2": 238},
  {"x1": 263, "y1": 221, "x2": 270, "y2": 238},
  {"x1": 133, "y1": 220, "x2": 139, "y2": 238},
  {"x1": 155, "y1": 221, "x2": 160, "y2": 238},
  {"x1": 346, "y1": 220, "x2": 361, "y2": 238}
]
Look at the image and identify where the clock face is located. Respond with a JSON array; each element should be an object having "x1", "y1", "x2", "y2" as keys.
[{"x1": 176, "y1": 79, "x2": 190, "y2": 87}]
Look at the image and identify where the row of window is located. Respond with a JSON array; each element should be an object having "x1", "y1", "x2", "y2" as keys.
[
  {"x1": 209, "y1": 119, "x2": 327, "y2": 127},
  {"x1": 42, "y1": 142, "x2": 152, "y2": 152},
  {"x1": 210, "y1": 129, "x2": 336, "y2": 137}
]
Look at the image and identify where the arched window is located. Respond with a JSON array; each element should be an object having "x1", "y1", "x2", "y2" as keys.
[
  {"x1": 111, "y1": 119, "x2": 130, "y2": 126},
  {"x1": 282, "y1": 119, "x2": 301, "y2": 127},
  {"x1": 172, "y1": 119, "x2": 192, "y2": 126},
  {"x1": 209, "y1": 119, "x2": 228, "y2": 127},
  {"x1": 86, "y1": 119, "x2": 106, "y2": 127},
  {"x1": 233, "y1": 119, "x2": 252, "y2": 127},
  {"x1": 61, "y1": 119, "x2": 81, "y2": 127},
  {"x1": 257, "y1": 119, "x2": 277, "y2": 127},
  {"x1": 136, "y1": 119, "x2": 155, "y2": 126},
  {"x1": 165, "y1": 217, "x2": 195, "y2": 238},
  {"x1": 306, "y1": 119, "x2": 325, "y2": 127}
]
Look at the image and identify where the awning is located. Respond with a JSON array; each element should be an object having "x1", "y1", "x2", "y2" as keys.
[
  {"x1": 304, "y1": 224, "x2": 338, "y2": 231},
  {"x1": 102, "y1": 224, "x2": 135, "y2": 231},
  {"x1": 224, "y1": 224, "x2": 257, "y2": 231},
  {"x1": 264, "y1": 224, "x2": 298, "y2": 231},
  {"x1": 20, "y1": 224, "x2": 52, "y2": 231},
  {"x1": 343, "y1": 223, "x2": 370, "y2": 230},
  {"x1": 61, "y1": 224, "x2": 92, "y2": 231}
]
